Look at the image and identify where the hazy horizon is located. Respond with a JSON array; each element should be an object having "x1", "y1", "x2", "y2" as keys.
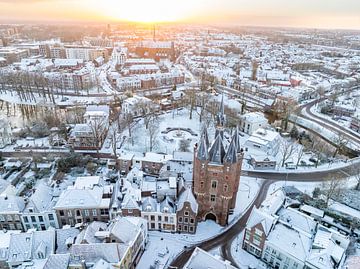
[{"x1": 0, "y1": 0, "x2": 359, "y2": 30}]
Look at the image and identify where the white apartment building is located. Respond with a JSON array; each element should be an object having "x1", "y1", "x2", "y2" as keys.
[
  {"x1": 245, "y1": 128, "x2": 281, "y2": 156},
  {"x1": 112, "y1": 47, "x2": 128, "y2": 65},
  {"x1": 239, "y1": 112, "x2": 268, "y2": 135}
]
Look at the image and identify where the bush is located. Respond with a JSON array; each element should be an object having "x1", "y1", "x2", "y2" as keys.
[{"x1": 57, "y1": 153, "x2": 89, "y2": 173}]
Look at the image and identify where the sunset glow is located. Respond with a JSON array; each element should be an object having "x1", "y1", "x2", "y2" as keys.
[
  {"x1": 101, "y1": 0, "x2": 187, "y2": 23},
  {"x1": 0, "y1": 0, "x2": 359, "y2": 29}
]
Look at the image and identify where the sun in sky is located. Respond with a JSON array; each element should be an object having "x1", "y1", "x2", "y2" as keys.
[{"x1": 94, "y1": 0, "x2": 191, "y2": 23}]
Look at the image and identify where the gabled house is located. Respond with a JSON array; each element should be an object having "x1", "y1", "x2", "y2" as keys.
[
  {"x1": 176, "y1": 188, "x2": 198, "y2": 234},
  {"x1": 243, "y1": 207, "x2": 277, "y2": 258}
]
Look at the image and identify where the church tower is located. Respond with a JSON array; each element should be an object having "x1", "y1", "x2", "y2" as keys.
[{"x1": 193, "y1": 96, "x2": 244, "y2": 226}]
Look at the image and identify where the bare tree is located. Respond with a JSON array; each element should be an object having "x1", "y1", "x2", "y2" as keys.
[
  {"x1": 273, "y1": 98, "x2": 299, "y2": 131},
  {"x1": 350, "y1": 165, "x2": 360, "y2": 190},
  {"x1": 308, "y1": 134, "x2": 332, "y2": 168},
  {"x1": 279, "y1": 139, "x2": 296, "y2": 167},
  {"x1": 295, "y1": 145, "x2": 305, "y2": 169},
  {"x1": 332, "y1": 132, "x2": 348, "y2": 158},
  {"x1": 88, "y1": 117, "x2": 109, "y2": 155},
  {"x1": 179, "y1": 139, "x2": 190, "y2": 152},
  {"x1": 122, "y1": 113, "x2": 134, "y2": 142},
  {"x1": 321, "y1": 174, "x2": 345, "y2": 207},
  {"x1": 147, "y1": 118, "x2": 159, "y2": 152},
  {"x1": 109, "y1": 122, "x2": 123, "y2": 157}
]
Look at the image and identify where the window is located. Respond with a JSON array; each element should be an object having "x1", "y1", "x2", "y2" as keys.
[
  {"x1": 164, "y1": 216, "x2": 168, "y2": 222},
  {"x1": 158, "y1": 216, "x2": 161, "y2": 221},
  {"x1": 189, "y1": 226, "x2": 194, "y2": 232},
  {"x1": 184, "y1": 211, "x2": 189, "y2": 216},
  {"x1": 245, "y1": 231, "x2": 250, "y2": 240},
  {"x1": 92, "y1": 209, "x2": 97, "y2": 216},
  {"x1": 67, "y1": 211, "x2": 72, "y2": 217},
  {"x1": 200, "y1": 181, "x2": 204, "y2": 188},
  {"x1": 100, "y1": 209, "x2": 109, "y2": 215},
  {"x1": 23, "y1": 216, "x2": 29, "y2": 223},
  {"x1": 210, "y1": 195, "x2": 216, "y2": 202},
  {"x1": 184, "y1": 225, "x2": 188, "y2": 231},
  {"x1": 184, "y1": 218, "x2": 188, "y2": 223},
  {"x1": 48, "y1": 214, "x2": 54, "y2": 221},
  {"x1": 255, "y1": 228, "x2": 263, "y2": 237},
  {"x1": 150, "y1": 215, "x2": 155, "y2": 221},
  {"x1": 76, "y1": 210, "x2": 81, "y2": 217},
  {"x1": 38, "y1": 216, "x2": 44, "y2": 222},
  {"x1": 211, "y1": 181, "x2": 217, "y2": 189},
  {"x1": 190, "y1": 218, "x2": 194, "y2": 224},
  {"x1": 223, "y1": 184, "x2": 228, "y2": 192},
  {"x1": 178, "y1": 217, "x2": 183, "y2": 223},
  {"x1": 84, "y1": 210, "x2": 89, "y2": 217},
  {"x1": 59, "y1": 210, "x2": 64, "y2": 216},
  {"x1": 178, "y1": 225, "x2": 182, "y2": 231},
  {"x1": 151, "y1": 223, "x2": 155, "y2": 229},
  {"x1": 31, "y1": 216, "x2": 36, "y2": 222},
  {"x1": 170, "y1": 217, "x2": 174, "y2": 223}
]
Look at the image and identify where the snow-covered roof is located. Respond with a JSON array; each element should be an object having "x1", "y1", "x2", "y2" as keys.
[
  {"x1": 260, "y1": 188, "x2": 285, "y2": 215},
  {"x1": 277, "y1": 207, "x2": 317, "y2": 237},
  {"x1": 0, "y1": 195, "x2": 25, "y2": 214},
  {"x1": 177, "y1": 188, "x2": 198, "y2": 213},
  {"x1": 73, "y1": 176, "x2": 102, "y2": 190},
  {"x1": 54, "y1": 186, "x2": 110, "y2": 209},
  {"x1": 70, "y1": 243, "x2": 128, "y2": 265},
  {"x1": 306, "y1": 226, "x2": 349, "y2": 269},
  {"x1": 108, "y1": 217, "x2": 141, "y2": 245},
  {"x1": 246, "y1": 207, "x2": 277, "y2": 236},
  {"x1": 184, "y1": 247, "x2": 236, "y2": 269},
  {"x1": 44, "y1": 254, "x2": 70, "y2": 269},
  {"x1": 240, "y1": 112, "x2": 267, "y2": 123},
  {"x1": 266, "y1": 223, "x2": 312, "y2": 262},
  {"x1": 7, "y1": 230, "x2": 55, "y2": 263}
]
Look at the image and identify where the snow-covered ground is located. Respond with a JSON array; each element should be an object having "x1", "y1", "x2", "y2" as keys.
[{"x1": 0, "y1": 89, "x2": 112, "y2": 107}]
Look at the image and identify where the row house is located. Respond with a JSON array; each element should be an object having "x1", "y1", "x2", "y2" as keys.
[
  {"x1": 21, "y1": 183, "x2": 59, "y2": 231},
  {"x1": 0, "y1": 195, "x2": 25, "y2": 231},
  {"x1": 54, "y1": 176, "x2": 113, "y2": 227},
  {"x1": 7, "y1": 230, "x2": 55, "y2": 269},
  {"x1": 176, "y1": 188, "x2": 198, "y2": 234},
  {"x1": 243, "y1": 199, "x2": 350, "y2": 269},
  {"x1": 141, "y1": 196, "x2": 177, "y2": 232},
  {"x1": 68, "y1": 216, "x2": 147, "y2": 269}
]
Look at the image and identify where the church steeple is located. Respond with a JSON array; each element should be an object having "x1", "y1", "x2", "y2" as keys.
[{"x1": 216, "y1": 91, "x2": 225, "y2": 128}]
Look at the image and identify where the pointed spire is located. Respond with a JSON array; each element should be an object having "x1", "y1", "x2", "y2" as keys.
[
  {"x1": 233, "y1": 127, "x2": 242, "y2": 153},
  {"x1": 208, "y1": 134, "x2": 225, "y2": 164},
  {"x1": 216, "y1": 91, "x2": 225, "y2": 127},
  {"x1": 196, "y1": 135, "x2": 208, "y2": 161},
  {"x1": 201, "y1": 126, "x2": 209, "y2": 147},
  {"x1": 224, "y1": 135, "x2": 238, "y2": 164}
]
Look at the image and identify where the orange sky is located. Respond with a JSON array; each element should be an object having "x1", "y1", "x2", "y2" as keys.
[{"x1": 0, "y1": 0, "x2": 359, "y2": 29}]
